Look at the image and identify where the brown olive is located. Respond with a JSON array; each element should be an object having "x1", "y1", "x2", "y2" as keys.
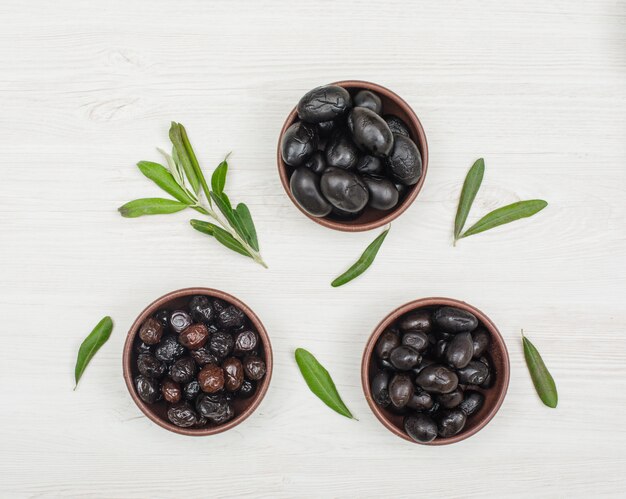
[
  {"x1": 389, "y1": 346, "x2": 421, "y2": 370},
  {"x1": 139, "y1": 317, "x2": 163, "y2": 345},
  {"x1": 243, "y1": 356, "x2": 266, "y2": 381},
  {"x1": 375, "y1": 329, "x2": 400, "y2": 360},
  {"x1": 402, "y1": 331, "x2": 429, "y2": 353},
  {"x1": 161, "y1": 378, "x2": 182, "y2": 404},
  {"x1": 398, "y1": 310, "x2": 432, "y2": 334},
  {"x1": 415, "y1": 364, "x2": 458, "y2": 394},
  {"x1": 445, "y1": 332, "x2": 473, "y2": 369},
  {"x1": 404, "y1": 414, "x2": 437, "y2": 443},
  {"x1": 179, "y1": 323, "x2": 209, "y2": 350},
  {"x1": 389, "y1": 374, "x2": 414, "y2": 408},
  {"x1": 222, "y1": 357, "x2": 244, "y2": 392},
  {"x1": 198, "y1": 364, "x2": 225, "y2": 393},
  {"x1": 472, "y1": 328, "x2": 491, "y2": 358}
]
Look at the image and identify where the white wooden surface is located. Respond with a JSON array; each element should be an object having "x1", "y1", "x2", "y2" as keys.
[{"x1": 1, "y1": 0, "x2": 625, "y2": 497}]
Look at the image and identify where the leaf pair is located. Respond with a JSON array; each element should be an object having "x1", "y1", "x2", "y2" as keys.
[
  {"x1": 454, "y1": 158, "x2": 548, "y2": 243},
  {"x1": 331, "y1": 226, "x2": 390, "y2": 287}
]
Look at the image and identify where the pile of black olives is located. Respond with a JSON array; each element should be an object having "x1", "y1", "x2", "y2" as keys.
[
  {"x1": 133, "y1": 296, "x2": 267, "y2": 428},
  {"x1": 281, "y1": 84, "x2": 423, "y2": 220},
  {"x1": 370, "y1": 306, "x2": 494, "y2": 443}
]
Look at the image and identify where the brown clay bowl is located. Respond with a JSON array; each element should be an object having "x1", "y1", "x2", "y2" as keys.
[
  {"x1": 277, "y1": 80, "x2": 429, "y2": 232},
  {"x1": 122, "y1": 287, "x2": 273, "y2": 436},
  {"x1": 362, "y1": 297, "x2": 510, "y2": 445}
]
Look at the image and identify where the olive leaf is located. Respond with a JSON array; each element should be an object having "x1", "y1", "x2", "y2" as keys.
[
  {"x1": 211, "y1": 157, "x2": 229, "y2": 195},
  {"x1": 118, "y1": 198, "x2": 188, "y2": 218},
  {"x1": 137, "y1": 161, "x2": 195, "y2": 205},
  {"x1": 331, "y1": 226, "x2": 390, "y2": 287},
  {"x1": 460, "y1": 200, "x2": 548, "y2": 238},
  {"x1": 234, "y1": 203, "x2": 259, "y2": 251},
  {"x1": 169, "y1": 122, "x2": 200, "y2": 194},
  {"x1": 294, "y1": 348, "x2": 355, "y2": 419},
  {"x1": 74, "y1": 316, "x2": 113, "y2": 389},
  {"x1": 454, "y1": 158, "x2": 484, "y2": 241},
  {"x1": 190, "y1": 219, "x2": 252, "y2": 258},
  {"x1": 522, "y1": 331, "x2": 558, "y2": 408}
]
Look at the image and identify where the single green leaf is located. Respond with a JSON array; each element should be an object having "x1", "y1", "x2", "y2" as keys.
[
  {"x1": 235, "y1": 203, "x2": 259, "y2": 251},
  {"x1": 460, "y1": 200, "x2": 548, "y2": 238},
  {"x1": 179, "y1": 123, "x2": 211, "y2": 199},
  {"x1": 211, "y1": 159, "x2": 228, "y2": 195},
  {"x1": 523, "y1": 332, "x2": 558, "y2": 408},
  {"x1": 137, "y1": 161, "x2": 194, "y2": 204},
  {"x1": 294, "y1": 348, "x2": 355, "y2": 419},
  {"x1": 454, "y1": 158, "x2": 485, "y2": 240},
  {"x1": 169, "y1": 122, "x2": 200, "y2": 194},
  {"x1": 118, "y1": 198, "x2": 188, "y2": 218},
  {"x1": 189, "y1": 219, "x2": 252, "y2": 258},
  {"x1": 331, "y1": 226, "x2": 390, "y2": 287},
  {"x1": 74, "y1": 316, "x2": 113, "y2": 389}
]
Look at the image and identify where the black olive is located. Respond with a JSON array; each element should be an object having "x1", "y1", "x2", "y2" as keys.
[
  {"x1": 457, "y1": 360, "x2": 489, "y2": 385},
  {"x1": 183, "y1": 380, "x2": 201, "y2": 400},
  {"x1": 154, "y1": 335, "x2": 185, "y2": 363},
  {"x1": 438, "y1": 388, "x2": 464, "y2": 409},
  {"x1": 320, "y1": 168, "x2": 369, "y2": 213},
  {"x1": 389, "y1": 346, "x2": 421, "y2": 370},
  {"x1": 375, "y1": 330, "x2": 401, "y2": 359},
  {"x1": 433, "y1": 306, "x2": 478, "y2": 333},
  {"x1": 353, "y1": 90, "x2": 382, "y2": 115},
  {"x1": 217, "y1": 305, "x2": 246, "y2": 330},
  {"x1": 362, "y1": 176, "x2": 399, "y2": 211},
  {"x1": 404, "y1": 414, "x2": 437, "y2": 443},
  {"x1": 386, "y1": 134, "x2": 422, "y2": 185},
  {"x1": 154, "y1": 309, "x2": 171, "y2": 327},
  {"x1": 330, "y1": 206, "x2": 363, "y2": 220},
  {"x1": 480, "y1": 370, "x2": 494, "y2": 389},
  {"x1": 389, "y1": 373, "x2": 414, "y2": 408},
  {"x1": 139, "y1": 317, "x2": 163, "y2": 345},
  {"x1": 395, "y1": 182, "x2": 409, "y2": 198},
  {"x1": 347, "y1": 107, "x2": 394, "y2": 157},
  {"x1": 134, "y1": 375, "x2": 160, "y2": 404},
  {"x1": 170, "y1": 310, "x2": 192, "y2": 334},
  {"x1": 325, "y1": 130, "x2": 359, "y2": 170},
  {"x1": 297, "y1": 85, "x2": 352, "y2": 123},
  {"x1": 399, "y1": 310, "x2": 432, "y2": 334},
  {"x1": 135, "y1": 341, "x2": 152, "y2": 355},
  {"x1": 303, "y1": 151, "x2": 327, "y2": 175},
  {"x1": 243, "y1": 356, "x2": 266, "y2": 381},
  {"x1": 401, "y1": 331, "x2": 429, "y2": 353},
  {"x1": 415, "y1": 364, "x2": 459, "y2": 394},
  {"x1": 167, "y1": 402, "x2": 198, "y2": 428},
  {"x1": 281, "y1": 122, "x2": 318, "y2": 167},
  {"x1": 189, "y1": 295, "x2": 214, "y2": 323},
  {"x1": 371, "y1": 370, "x2": 391, "y2": 407},
  {"x1": 406, "y1": 389, "x2": 434, "y2": 411},
  {"x1": 137, "y1": 353, "x2": 166, "y2": 379},
  {"x1": 290, "y1": 167, "x2": 332, "y2": 217},
  {"x1": 234, "y1": 330, "x2": 258, "y2": 356},
  {"x1": 412, "y1": 357, "x2": 435, "y2": 376},
  {"x1": 472, "y1": 328, "x2": 491, "y2": 358},
  {"x1": 237, "y1": 379, "x2": 256, "y2": 398},
  {"x1": 317, "y1": 120, "x2": 336, "y2": 137},
  {"x1": 437, "y1": 409, "x2": 467, "y2": 438},
  {"x1": 384, "y1": 115, "x2": 410, "y2": 137},
  {"x1": 458, "y1": 390, "x2": 485, "y2": 416},
  {"x1": 435, "y1": 340, "x2": 448, "y2": 360},
  {"x1": 445, "y1": 332, "x2": 474, "y2": 369},
  {"x1": 169, "y1": 357, "x2": 197, "y2": 384},
  {"x1": 190, "y1": 347, "x2": 219, "y2": 367},
  {"x1": 355, "y1": 155, "x2": 385, "y2": 177},
  {"x1": 209, "y1": 331, "x2": 235, "y2": 359}
]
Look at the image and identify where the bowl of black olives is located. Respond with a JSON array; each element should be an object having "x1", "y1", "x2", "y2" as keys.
[
  {"x1": 278, "y1": 80, "x2": 428, "y2": 232},
  {"x1": 123, "y1": 287, "x2": 272, "y2": 436},
  {"x1": 362, "y1": 298, "x2": 510, "y2": 445}
]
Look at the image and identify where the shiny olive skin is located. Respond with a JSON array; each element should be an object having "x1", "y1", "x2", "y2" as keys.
[
  {"x1": 445, "y1": 332, "x2": 474, "y2": 369},
  {"x1": 353, "y1": 90, "x2": 382, "y2": 115},
  {"x1": 139, "y1": 317, "x2": 163, "y2": 345},
  {"x1": 438, "y1": 388, "x2": 464, "y2": 409},
  {"x1": 167, "y1": 402, "x2": 198, "y2": 428},
  {"x1": 290, "y1": 167, "x2": 332, "y2": 217},
  {"x1": 399, "y1": 310, "x2": 432, "y2": 334},
  {"x1": 433, "y1": 306, "x2": 478, "y2": 333},
  {"x1": 363, "y1": 176, "x2": 399, "y2": 210},
  {"x1": 317, "y1": 120, "x2": 336, "y2": 137},
  {"x1": 281, "y1": 122, "x2": 318, "y2": 167},
  {"x1": 330, "y1": 206, "x2": 363, "y2": 220},
  {"x1": 406, "y1": 390, "x2": 434, "y2": 411},
  {"x1": 436, "y1": 330, "x2": 455, "y2": 341},
  {"x1": 355, "y1": 155, "x2": 385, "y2": 176},
  {"x1": 404, "y1": 414, "x2": 437, "y2": 443},
  {"x1": 457, "y1": 360, "x2": 489, "y2": 385},
  {"x1": 135, "y1": 375, "x2": 160, "y2": 404},
  {"x1": 237, "y1": 379, "x2": 256, "y2": 399},
  {"x1": 222, "y1": 357, "x2": 244, "y2": 392},
  {"x1": 303, "y1": 151, "x2": 327, "y2": 175},
  {"x1": 389, "y1": 346, "x2": 421, "y2": 371},
  {"x1": 435, "y1": 340, "x2": 448, "y2": 360},
  {"x1": 169, "y1": 357, "x2": 197, "y2": 384},
  {"x1": 437, "y1": 409, "x2": 467, "y2": 438},
  {"x1": 401, "y1": 331, "x2": 429, "y2": 353},
  {"x1": 371, "y1": 370, "x2": 391, "y2": 407},
  {"x1": 472, "y1": 328, "x2": 491, "y2": 358},
  {"x1": 161, "y1": 378, "x2": 182, "y2": 404},
  {"x1": 384, "y1": 115, "x2": 410, "y2": 137},
  {"x1": 347, "y1": 107, "x2": 394, "y2": 157},
  {"x1": 170, "y1": 310, "x2": 192, "y2": 334},
  {"x1": 415, "y1": 364, "x2": 459, "y2": 394},
  {"x1": 389, "y1": 373, "x2": 414, "y2": 408},
  {"x1": 137, "y1": 353, "x2": 166, "y2": 379},
  {"x1": 320, "y1": 168, "x2": 369, "y2": 213},
  {"x1": 325, "y1": 130, "x2": 360, "y2": 170},
  {"x1": 386, "y1": 134, "x2": 422, "y2": 185},
  {"x1": 458, "y1": 390, "x2": 484, "y2": 416},
  {"x1": 412, "y1": 357, "x2": 435, "y2": 376},
  {"x1": 297, "y1": 85, "x2": 352, "y2": 123}
]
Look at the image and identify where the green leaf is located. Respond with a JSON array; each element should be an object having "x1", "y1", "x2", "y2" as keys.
[
  {"x1": 118, "y1": 198, "x2": 188, "y2": 218},
  {"x1": 137, "y1": 161, "x2": 194, "y2": 204},
  {"x1": 169, "y1": 122, "x2": 200, "y2": 194},
  {"x1": 211, "y1": 159, "x2": 228, "y2": 195},
  {"x1": 74, "y1": 316, "x2": 113, "y2": 389},
  {"x1": 210, "y1": 191, "x2": 248, "y2": 241},
  {"x1": 294, "y1": 348, "x2": 355, "y2": 419},
  {"x1": 189, "y1": 219, "x2": 252, "y2": 258},
  {"x1": 460, "y1": 200, "x2": 548, "y2": 239},
  {"x1": 523, "y1": 332, "x2": 558, "y2": 408},
  {"x1": 179, "y1": 123, "x2": 211, "y2": 199},
  {"x1": 331, "y1": 226, "x2": 390, "y2": 287},
  {"x1": 454, "y1": 158, "x2": 485, "y2": 240},
  {"x1": 235, "y1": 203, "x2": 259, "y2": 251}
]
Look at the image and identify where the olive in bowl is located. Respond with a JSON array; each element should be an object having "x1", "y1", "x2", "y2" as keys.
[
  {"x1": 123, "y1": 288, "x2": 272, "y2": 436},
  {"x1": 362, "y1": 297, "x2": 510, "y2": 445},
  {"x1": 277, "y1": 80, "x2": 429, "y2": 232}
]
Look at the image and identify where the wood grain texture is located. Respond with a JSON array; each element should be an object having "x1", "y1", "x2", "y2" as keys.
[{"x1": 1, "y1": 0, "x2": 625, "y2": 497}]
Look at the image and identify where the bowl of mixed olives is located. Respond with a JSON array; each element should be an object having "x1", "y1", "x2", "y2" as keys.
[
  {"x1": 277, "y1": 81, "x2": 428, "y2": 231},
  {"x1": 123, "y1": 287, "x2": 272, "y2": 436},
  {"x1": 362, "y1": 298, "x2": 510, "y2": 445}
]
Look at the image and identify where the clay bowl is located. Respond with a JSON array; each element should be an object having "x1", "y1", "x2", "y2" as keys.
[
  {"x1": 123, "y1": 287, "x2": 273, "y2": 436},
  {"x1": 277, "y1": 80, "x2": 428, "y2": 232},
  {"x1": 362, "y1": 297, "x2": 510, "y2": 445}
]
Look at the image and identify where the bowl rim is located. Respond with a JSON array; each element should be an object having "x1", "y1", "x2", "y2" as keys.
[
  {"x1": 122, "y1": 287, "x2": 273, "y2": 436},
  {"x1": 277, "y1": 79, "x2": 429, "y2": 232},
  {"x1": 361, "y1": 297, "x2": 510, "y2": 445}
]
